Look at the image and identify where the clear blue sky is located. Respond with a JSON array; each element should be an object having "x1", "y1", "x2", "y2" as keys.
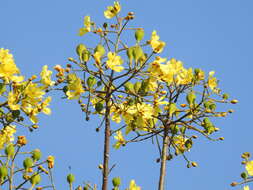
[{"x1": 1, "y1": 0, "x2": 252, "y2": 189}]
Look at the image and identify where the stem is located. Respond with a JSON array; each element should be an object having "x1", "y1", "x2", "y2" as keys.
[
  {"x1": 158, "y1": 130, "x2": 169, "y2": 190},
  {"x1": 102, "y1": 96, "x2": 111, "y2": 190}
]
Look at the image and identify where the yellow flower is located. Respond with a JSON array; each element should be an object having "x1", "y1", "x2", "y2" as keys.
[
  {"x1": 66, "y1": 73, "x2": 85, "y2": 99},
  {"x1": 8, "y1": 91, "x2": 20, "y2": 110},
  {"x1": 104, "y1": 1, "x2": 121, "y2": 19},
  {"x1": 106, "y1": 52, "x2": 124, "y2": 72},
  {"x1": 0, "y1": 125, "x2": 16, "y2": 149},
  {"x1": 176, "y1": 68, "x2": 193, "y2": 85},
  {"x1": 244, "y1": 186, "x2": 250, "y2": 190},
  {"x1": 79, "y1": 16, "x2": 92, "y2": 36},
  {"x1": 208, "y1": 71, "x2": 217, "y2": 91},
  {"x1": 149, "y1": 31, "x2": 166, "y2": 53},
  {"x1": 246, "y1": 160, "x2": 253, "y2": 176},
  {"x1": 0, "y1": 48, "x2": 24, "y2": 83},
  {"x1": 126, "y1": 180, "x2": 141, "y2": 190},
  {"x1": 113, "y1": 131, "x2": 126, "y2": 149},
  {"x1": 173, "y1": 135, "x2": 188, "y2": 154},
  {"x1": 39, "y1": 96, "x2": 52, "y2": 115},
  {"x1": 40, "y1": 65, "x2": 54, "y2": 87}
]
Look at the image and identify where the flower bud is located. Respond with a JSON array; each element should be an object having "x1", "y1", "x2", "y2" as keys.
[
  {"x1": 135, "y1": 29, "x2": 144, "y2": 42},
  {"x1": 241, "y1": 152, "x2": 251, "y2": 159},
  {"x1": 112, "y1": 177, "x2": 121, "y2": 187},
  {"x1": 67, "y1": 173, "x2": 75, "y2": 184},
  {"x1": 17, "y1": 136, "x2": 27, "y2": 146},
  {"x1": 230, "y1": 182, "x2": 238, "y2": 187},
  {"x1": 191, "y1": 162, "x2": 198, "y2": 167},
  {"x1": 231, "y1": 99, "x2": 238, "y2": 104},
  {"x1": 98, "y1": 164, "x2": 103, "y2": 170}
]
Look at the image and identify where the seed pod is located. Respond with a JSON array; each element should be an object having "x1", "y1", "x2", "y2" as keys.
[
  {"x1": 194, "y1": 68, "x2": 201, "y2": 75},
  {"x1": 87, "y1": 76, "x2": 97, "y2": 88},
  {"x1": 241, "y1": 172, "x2": 248, "y2": 180},
  {"x1": 67, "y1": 173, "x2": 75, "y2": 184},
  {"x1": 112, "y1": 177, "x2": 121, "y2": 187},
  {"x1": 135, "y1": 29, "x2": 144, "y2": 42},
  {"x1": 168, "y1": 103, "x2": 177, "y2": 117},
  {"x1": 132, "y1": 46, "x2": 144, "y2": 62},
  {"x1": 30, "y1": 173, "x2": 41, "y2": 185},
  {"x1": 0, "y1": 83, "x2": 6, "y2": 95},
  {"x1": 222, "y1": 93, "x2": 229, "y2": 100},
  {"x1": 5, "y1": 144, "x2": 15, "y2": 158},
  {"x1": 95, "y1": 102, "x2": 103, "y2": 113},
  {"x1": 186, "y1": 91, "x2": 196, "y2": 106},
  {"x1": 124, "y1": 82, "x2": 134, "y2": 92},
  {"x1": 0, "y1": 166, "x2": 8, "y2": 180},
  {"x1": 209, "y1": 103, "x2": 216, "y2": 111},
  {"x1": 170, "y1": 125, "x2": 179, "y2": 135},
  {"x1": 63, "y1": 86, "x2": 68, "y2": 94},
  {"x1": 126, "y1": 47, "x2": 134, "y2": 63},
  {"x1": 81, "y1": 50, "x2": 91, "y2": 62},
  {"x1": 127, "y1": 98, "x2": 135, "y2": 106},
  {"x1": 180, "y1": 126, "x2": 186, "y2": 134},
  {"x1": 23, "y1": 157, "x2": 34, "y2": 169},
  {"x1": 185, "y1": 139, "x2": 193, "y2": 149},
  {"x1": 76, "y1": 44, "x2": 87, "y2": 57},
  {"x1": 134, "y1": 81, "x2": 142, "y2": 93},
  {"x1": 97, "y1": 81, "x2": 102, "y2": 87},
  {"x1": 32, "y1": 149, "x2": 41, "y2": 161},
  {"x1": 12, "y1": 110, "x2": 20, "y2": 119},
  {"x1": 94, "y1": 44, "x2": 106, "y2": 57},
  {"x1": 5, "y1": 113, "x2": 14, "y2": 123}
]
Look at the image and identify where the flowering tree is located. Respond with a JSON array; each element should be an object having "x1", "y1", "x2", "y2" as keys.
[{"x1": 0, "y1": 1, "x2": 241, "y2": 190}]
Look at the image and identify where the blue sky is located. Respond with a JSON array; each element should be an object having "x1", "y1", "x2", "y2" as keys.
[{"x1": 1, "y1": 0, "x2": 253, "y2": 189}]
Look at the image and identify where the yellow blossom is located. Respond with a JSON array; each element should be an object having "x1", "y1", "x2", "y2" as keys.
[
  {"x1": 244, "y1": 186, "x2": 250, "y2": 190},
  {"x1": 208, "y1": 71, "x2": 217, "y2": 91},
  {"x1": 106, "y1": 52, "x2": 124, "y2": 72},
  {"x1": 149, "y1": 31, "x2": 166, "y2": 53},
  {"x1": 40, "y1": 65, "x2": 54, "y2": 86},
  {"x1": 8, "y1": 91, "x2": 20, "y2": 110},
  {"x1": 246, "y1": 160, "x2": 253, "y2": 176},
  {"x1": 0, "y1": 125, "x2": 16, "y2": 149},
  {"x1": 0, "y1": 48, "x2": 24, "y2": 83},
  {"x1": 66, "y1": 73, "x2": 85, "y2": 99},
  {"x1": 79, "y1": 16, "x2": 92, "y2": 36},
  {"x1": 113, "y1": 131, "x2": 126, "y2": 149},
  {"x1": 104, "y1": 1, "x2": 121, "y2": 19},
  {"x1": 173, "y1": 135, "x2": 188, "y2": 154},
  {"x1": 126, "y1": 180, "x2": 141, "y2": 190}
]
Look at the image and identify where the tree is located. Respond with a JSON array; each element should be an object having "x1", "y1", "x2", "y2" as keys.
[{"x1": 0, "y1": 1, "x2": 244, "y2": 190}]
